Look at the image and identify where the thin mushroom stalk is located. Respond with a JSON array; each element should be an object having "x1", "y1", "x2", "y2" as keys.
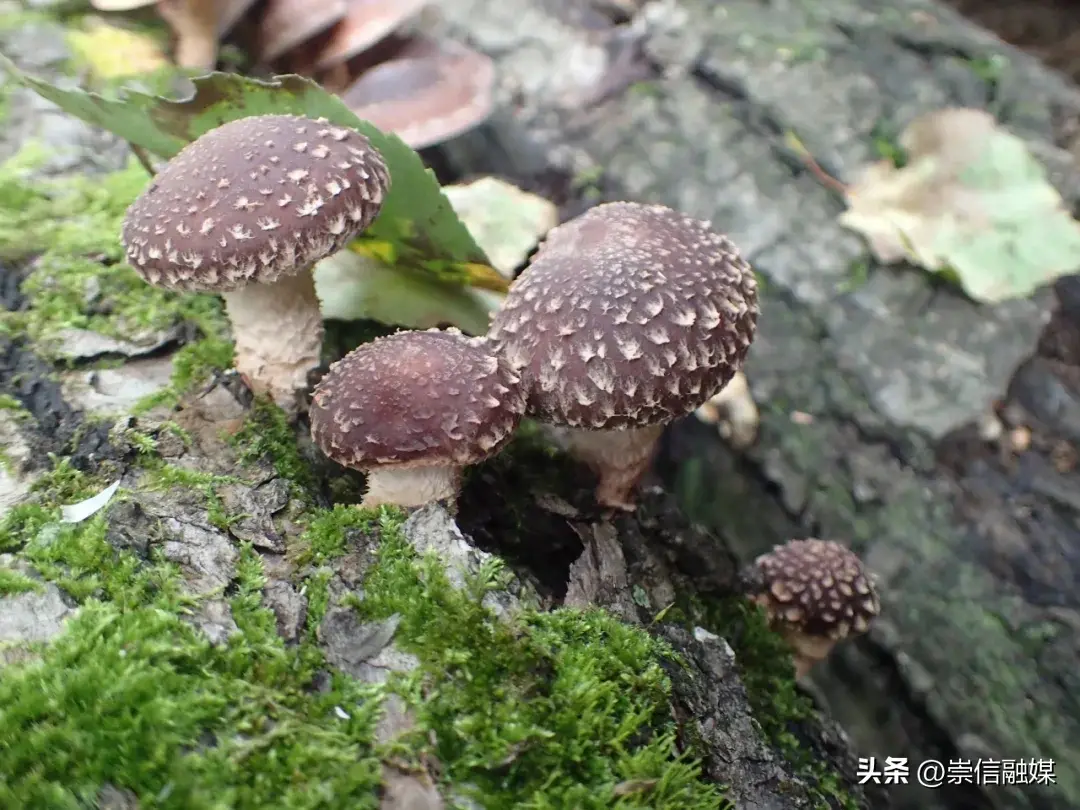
[
  {"x1": 221, "y1": 269, "x2": 323, "y2": 411},
  {"x1": 548, "y1": 424, "x2": 664, "y2": 511},
  {"x1": 784, "y1": 636, "x2": 839, "y2": 680},
  {"x1": 359, "y1": 463, "x2": 463, "y2": 509}
]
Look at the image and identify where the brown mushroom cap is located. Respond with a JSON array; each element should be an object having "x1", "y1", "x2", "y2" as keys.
[
  {"x1": 314, "y1": 0, "x2": 432, "y2": 72},
  {"x1": 122, "y1": 114, "x2": 389, "y2": 294},
  {"x1": 751, "y1": 539, "x2": 880, "y2": 642},
  {"x1": 309, "y1": 328, "x2": 526, "y2": 470},
  {"x1": 255, "y1": 0, "x2": 348, "y2": 63},
  {"x1": 488, "y1": 201, "x2": 758, "y2": 430}
]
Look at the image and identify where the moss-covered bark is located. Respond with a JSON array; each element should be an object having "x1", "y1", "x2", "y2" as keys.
[
  {"x1": 0, "y1": 9, "x2": 871, "y2": 810},
  {"x1": 430, "y1": 2, "x2": 1080, "y2": 810}
]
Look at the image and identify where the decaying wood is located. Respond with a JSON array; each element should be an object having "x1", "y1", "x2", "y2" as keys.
[
  {"x1": 429, "y1": 2, "x2": 1080, "y2": 809},
  {"x1": 0, "y1": 8, "x2": 878, "y2": 808}
]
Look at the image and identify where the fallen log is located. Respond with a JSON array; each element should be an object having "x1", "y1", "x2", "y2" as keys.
[
  {"x1": 0, "y1": 6, "x2": 875, "y2": 809},
  {"x1": 431, "y1": 2, "x2": 1080, "y2": 810}
]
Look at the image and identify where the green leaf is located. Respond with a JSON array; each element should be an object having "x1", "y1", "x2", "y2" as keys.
[
  {"x1": 838, "y1": 107, "x2": 1080, "y2": 304},
  {"x1": 0, "y1": 56, "x2": 498, "y2": 287}
]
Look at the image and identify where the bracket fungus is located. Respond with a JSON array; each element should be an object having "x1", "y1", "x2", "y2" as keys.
[
  {"x1": 121, "y1": 114, "x2": 390, "y2": 415},
  {"x1": 746, "y1": 539, "x2": 881, "y2": 678},
  {"x1": 488, "y1": 201, "x2": 759, "y2": 510},
  {"x1": 309, "y1": 328, "x2": 526, "y2": 508}
]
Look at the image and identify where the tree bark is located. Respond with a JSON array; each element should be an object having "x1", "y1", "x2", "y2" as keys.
[
  {"x1": 431, "y1": 2, "x2": 1080, "y2": 810},
  {"x1": 0, "y1": 7, "x2": 876, "y2": 810}
]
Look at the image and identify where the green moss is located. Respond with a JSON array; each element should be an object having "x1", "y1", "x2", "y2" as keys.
[
  {"x1": 0, "y1": 394, "x2": 26, "y2": 412},
  {"x1": 0, "y1": 424, "x2": 729, "y2": 808},
  {"x1": 0, "y1": 567, "x2": 41, "y2": 596},
  {"x1": 869, "y1": 119, "x2": 906, "y2": 168},
  {"x1": 0, "y1": 443, "x2": 388, "y2": 807},
  {"x1": 142, "y1": 462, "x2": 240, "y2": 531},
  {"x1": 0, "y1": 600, "x2": 386, "y2": 809},
  {"x1": 294, "y1": 504, "x2": 390, "y2": 566},
  {"x1": 356, "y1": 515, "x2": 729, "y2": 809},
  {"x1": 133, "y1": 337, "x2": 235, "y2": 413},
  {"x1": 231, "y1": 398, "x2": 313, "y2": 491},
  {"x1": 0, "y1": 157, "x2": 229, "y2": 360},
  {"x1": 0, "y1": 146, "x2": 234, "y2": 407},
  {"x1": 698, "y1": 597, "x2": 858, "y2": 810},
  {"x1": 304, "y1": 568, "x2": 333, "y2": 633}
]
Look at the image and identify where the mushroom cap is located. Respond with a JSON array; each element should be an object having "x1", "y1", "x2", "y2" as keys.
[
  {"x1": 487, "y1": 201, "x2": 758, "y2": 430},
  {"x1": 751, "y1": 539, "x2": 880, "y2": 642},
  {"x1": 341, "y1": 37, "x2": 496, "y2": 150},
  {"x1": 122, "y1": 114, "x2": 390, "y2": 294},
  {"x1": 309, "y1": 328, "x2": 526, "y2": 470},
  {"x1": 314, "y1": 0, "x2": 432, "y2": 71},
  {"x1": 255, "y1": 0, "x2": 348, "y2": 63}
]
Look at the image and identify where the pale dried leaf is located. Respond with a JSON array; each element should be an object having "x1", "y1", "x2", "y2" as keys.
[
  {"x1": 313, "y1": 250, "x2": 494, "y2": 333},
  {"x1": 839, "y1": 107, "x2": 1080, "y2": 303},
  {"x1": 443, "y1": 177, "x2": 558, "y2": 278}
]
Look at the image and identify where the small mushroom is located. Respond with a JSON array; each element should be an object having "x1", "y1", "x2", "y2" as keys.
[
  {"x1": 488, "y1": 201, "x2": 758, "y2": 510},
  {"x1": 313, "y1": 0, "x2": 432, "y2": 72},
  {"x1": 340, "y1": 37, "x2": 496, "y2": 150},
  {"x1": 255, "y1": 0, "x2": 348, "y2": 63},
  {"x1": 309, "y1": 328, "x2": 526, "y2": 508},
  {"x1": 122, "y1": 114, "x2": 390, "y2": 415},
  {"x1": 746, "y1": 538, "x2": 881, "y2": 678}
]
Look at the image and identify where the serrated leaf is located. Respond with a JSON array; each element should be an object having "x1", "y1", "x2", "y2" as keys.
[
  {"x1": 0, "y1": 58, "x2": 493, "y2": 286},
  {"x1": 838, "y1": 107, "x2": 1080, "y2": 303}
]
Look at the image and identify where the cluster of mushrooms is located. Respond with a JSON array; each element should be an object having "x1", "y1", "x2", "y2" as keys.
[{"x1": 120, "y1": 113, "x2": 880, "y2": 673}]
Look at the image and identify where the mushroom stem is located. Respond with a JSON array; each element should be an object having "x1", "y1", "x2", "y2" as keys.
[
  {"x1": 549, "y1": 424, "x2": 665, "y2": 511},
  {"x1": 784, "y1": 633, "x2": 836, "y2": 679},
  {"x1": 794, "y1": 655, "x2": 815, "y2": 680},
  {"x1": 360, "y1": 464, "x2": 463, "y2": 509},
  {"x1": 220, "y1": 269, "x2": 323, "y2": 415}
]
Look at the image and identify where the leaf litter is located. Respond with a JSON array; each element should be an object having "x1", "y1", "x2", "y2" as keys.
[{"x1": 805, "y1": 107, "x2": 1080, "y2": 303}]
